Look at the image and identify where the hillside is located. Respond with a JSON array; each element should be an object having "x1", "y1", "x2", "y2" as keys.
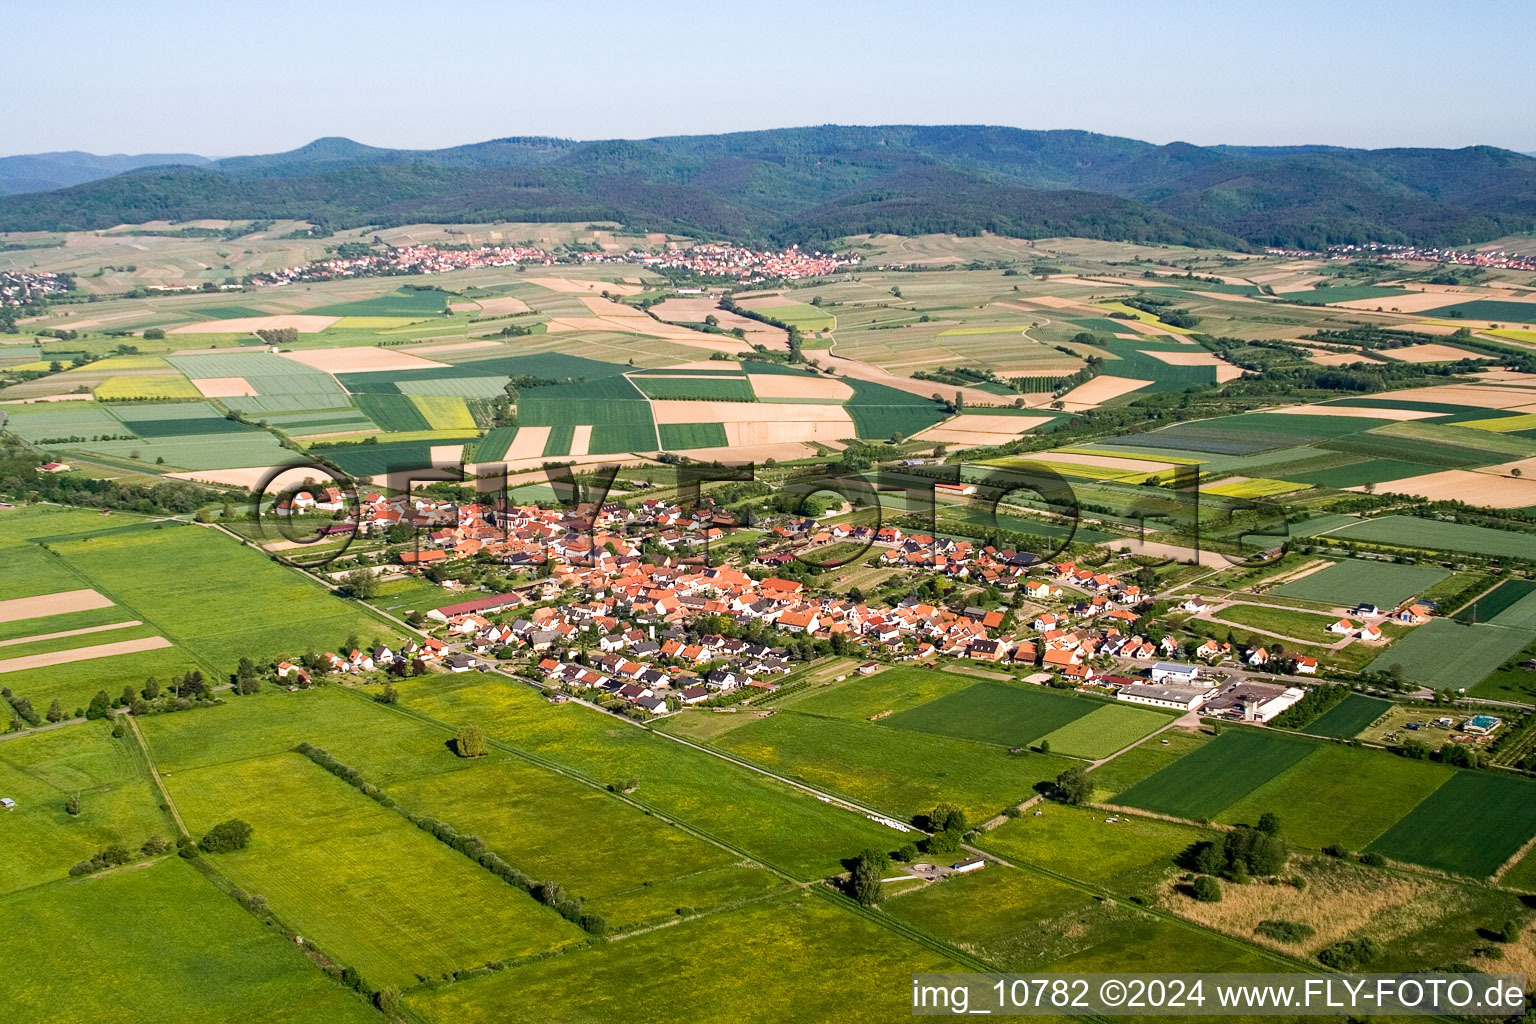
[
  {"x1": 1, "y1": 126, "x2": 1533, "y2": 248},
  {"x1": 0, "y1": 150, "x2": 209, "y2": 196}
]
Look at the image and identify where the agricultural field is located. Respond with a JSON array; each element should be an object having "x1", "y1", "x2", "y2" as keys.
[
  {"x1": 1271, "y1": 559, "x2": 1450, "y2": 608},
  {"x1": 658, "y1": 422, "x2": 729, "y2": 449},
  {"x1": 1325, "y1": 516, "x2": 1536, "y2": 560},
  {"x1": 978, "y1": 802, "x2": 1208, "y2": 894},
  {"x1": 1366, "y1": 771, "x2": 1536, "y2": 877},
  {"x1": 1365, "y1": 618, "x2": 1535, "y2": 689},
  {"x1": 630, "y1": 374, "x2": 757, "y2": 401},
  {"x1": 1299, "y1": 693, "x2": 1394, "y2": 738},
  {"x1": 45, "y1": 523, "x2": 390, "y2": 674},
  {"x1": 1112, "y1": 728, "x2": 1316, "y2": 821}
]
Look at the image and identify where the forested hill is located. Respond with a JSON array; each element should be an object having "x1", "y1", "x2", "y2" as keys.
[{"x1": 2, "y1": 126, "x2": 1533, "y2": 249}]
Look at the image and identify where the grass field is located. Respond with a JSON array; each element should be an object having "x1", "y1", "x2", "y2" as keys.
[
  {"x1": 882, "y1": 680, "x2": 1098, "y2": 749},
  {"x1": 1271, "y1": 559, "x2": 1450, "y2": 608},
  {"x1": 0, "y1": 722, "x2": 167, "y2": 895},
  {"x1": 1365, "y1": 619, "x2": 1536, "y2": 689},
  {"x1": 472, "y1": 424, "x2": 518, "y2": 461},
  {"x1": 1367, "y1": 770, "x2": 1536, "y2": 877},
  {"x1": 1418, "y1": 300, "x2": 1536, "y2": 323},
  {"x1": 1033, "y1": 703, "x2": 1174, "y2": 759},
  {"x1": 1456, "y1": 579, "x2": 1536, "y2": 624},
  {"x1": 1327, "y1": 516, "x2": 1536, "y2": 560},
  {"x1": 1113, "y1": 729, "x2": 1316, "y2": 821},
  {"x1": 1300, "y1": 693, "x2": 1394, "y2": 738},
  {"x1": 978, "y1": 802, "x2": 1207, "y2": 893},
  {"x1": 0, "y1": 858, "x2": 378, "y2": 1024},
  {"x1": 702, "y1": 708, "x2": 1070, "y2": 821},
  {"x1": 167, "y1": 753, "x2": 586, "y2": 989},
  {"x1": 658, "y1": 422, "x2": 729, "y2": 449},
  {"x1": 1215, "y1": 744, "x2": 1452, "y2": 850},
  {"x1": 405, "y1": 894, "x2": 957, "y2": 1024},
  {"x1": 1085, "y1": 728, "x2": 1211, "y2": 800},
  {"x1": 843, "y1": 379, "x2": 947, "y2": 439},
  {"x1": 0, "y1": 644, "x2": 205, "y2": 722},
  {"x1": 1211, "y1": 602, "x2": 1350, "y2": 641},
  {"x1": 47, "y1": 524, "x2": 389, "y2": 674}
]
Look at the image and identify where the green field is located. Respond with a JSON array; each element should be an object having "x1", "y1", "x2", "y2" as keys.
[
  {"x1": 1271, "y1": 559, "x2": 1449, "y2": 608},
  {"x1": 1283, "y1": 458, "x2": 1441, "y2": 489},
  {"x1": 1300, "y1": 693, "x2": 1393, "y2": 738},
  {"x1": 630, "y1": 375, "x2": 757, "y2": 401},
  {"x1": 1367, "y1": 770, "x2": 1536, "y2": 877},
  {"x1": 405, "y1": 894, "x2": 956, "y2": 1024},
  {"x1": 785, "y1": 666, "x2": 977, "y2": 721},
  {"x1": 704, "y1": 708, "x2": 1070, "y2": 821},
  {"x1": 0, "y1": 858, "x2": 378, "y2": 1024},
  {"x1": 167, "y1": 753, "x2": 586, "y2": 989},
  {"x1": 1033, "y1": 703, "x2": 1174, "y2": 759},
  {"x1": 0, "y1": 723, "x2": 168, "y2": 895},
  {"x1": 397, "y1": 676, "x2": 902, "y2": 879},
  {"x1": 1458, "y1": 579, "x2": 1536, "y2": 624},
  {"x1": 355, "y1": 393, "x2": 432, "y2": 432},
  {"x1": 473, "y1": 424, "x2": 518, "y2": 461},
  {"x1": 1365, "y1": 618, "x2": 1536, "y2": 689},
  {"x1": 1328, "y1": 516, "x2": 1536, "y2": 560},
  {"x1": 659, "y1": 422, "x2": 729, "y2": 449},
  {"x1": 321, "y1": 436, "x2": 478, "y2": 477},
  {"x1": 542, "y1": 423, "x2": 575, "y2": 456},
  {"x1": 882, "y1": 681, "x2": 1097, "y2": 749},
  {"x1": 1113, "y1": 729, "x2": 1316, "y2": 821},
  {"x1": 978, "y1": 802, "x2": 1207, "y2": 893},
  {"x1": 1290, "y1": 284, "x2": 1411, "y2": 304},
  {"x1": 47, "y1": 524, "x2": 389, "y2": 674},
  {"x1": 0, "y1": 645, "x2": 206, "y2": 722},
  {"x1": 306, "y1": 286, "x2": 450, "y2": 318},
  {"x1": 843, "y1": 379, "x2": 947, "y2": 439},
  {"x1": 1418, "y1": 300, "x2": 1536, "y2": 323},
  {"x1": 1215, "y1": 744, "x2": 1452, "y2": 850}
]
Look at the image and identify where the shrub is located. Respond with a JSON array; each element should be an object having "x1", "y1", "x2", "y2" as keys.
[
  {"x1": 141, "y1": 835, "x2": 172, "y2": 856},
  {"x1": 1359, "y1": 852, "x2": 1387, "y2": 867},
  {"x1": 1255, "y1": 919, "x2": 1316, "y2": 943},
  {"x1": 1322, "y1": 844, "x2": 1350, "y2": 858},
  {"x1": 456, "y1": 724, "x2": 486, "y2": 758},
  {"x1": 1317, "y1": 937, "x2": 1379, "y2": 970},
  {"x1": 1191, "y1": 876, "x2": 1222, "y2": 902},
  {"x1": 199, "y1": 819, "x2": 254, "y2": 853}
]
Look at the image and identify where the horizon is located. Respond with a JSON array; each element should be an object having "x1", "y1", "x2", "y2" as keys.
[
  {"x1": 6, "y1": 0, "x2": 1535, "y2": 158},
  {"x1": 7, "y1": 123, "x2": 1536, "y2": 164}
]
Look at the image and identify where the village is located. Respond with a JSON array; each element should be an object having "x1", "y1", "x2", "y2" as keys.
[{"x1": 262, "y1": 483, "x2": 1501, "y2": 742}]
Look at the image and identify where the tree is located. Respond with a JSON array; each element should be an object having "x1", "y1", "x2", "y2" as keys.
[
  {"x1": 851, "y1": 848, "x2": 888, "y2": 907},
  {"x1": 456, "y1": 724, "x2": 486, "y2": 758},
  {"x1": 65, "y1": 794, "x2": 80, "y2": 816},
  {"x1": 1191, "y1": 876, "x2": 1222, "y2": 902},
  {"x1": 85, "y1": 690, "x2": 112, "y2": 720},
  {"x1": 1054, "y1": 766, "x2": 1091, "y2": 806},
  {"x1": 1500, "y1": 919, "x2": 1522, "y2": 943},
  {"x1": 340, "y1": 569, "x2": 378, "y2": 600},
  {"x1": 143, "y1": 676, "x2": 160, "y2": 700},
  {"x1": 45, "y1": 699, "x2": 62, "y2": 723},
  {"x1": 928, "y1": 803, "x2": 966, "y2": 833},
  {"x1": 143, "y1": 328, "x2": 166, "y2": 341},
  {"x1": 199, "y1": 819, "x2": 254, "y2": 853},
  {"x1": 1256, "y1": 812, "x2": 1281, "y2": 837},
  {"x1": 378, "y1": 684, "x2": 399, "y2": 705}
]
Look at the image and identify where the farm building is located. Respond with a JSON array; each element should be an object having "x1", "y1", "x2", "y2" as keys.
[
  {"x1": 1203, "y1": 682, "x2": 1306, "y2": 723},
  {"x1": 428, "y1": 592, "x2": 526, "y2": 621},
  {"x1": 1116, "y1": 683, "x2": 1215, "y2": 711},
  {"x1": 951, "y1": 856, "x2": 986, "y2": 874}
]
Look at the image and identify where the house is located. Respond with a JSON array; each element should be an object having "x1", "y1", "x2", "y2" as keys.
[
  {"x1": 36, "y1": 462, "x2": 71, "y2": 473},
  {"x1": 1329, "y1": 618, "x2": 1356, "y2": 635},
  {"x1": 1150, "y1": 662, "x2": 1200, "y2": 685},
  {"x1": 950, "y1": 856, "x2": 986, "y2": 874},
  {"x1": 444, "y1": 654, "x2": 479, "y2": 672},
  {"x1": 635, "y1": 695, "x2": 667, "y2": 714},
  {"x1": 1397, "y1": 603, "x2": 1431, "y2": 624},
  {"x1": 1295, "y1": 656, "x2": 1318, "y2": 675},
  {"x1": 0, "y1": 797, "x2": 14, "y2": 810},
  {"x1": 1181, "y1": 597, "x2": 1207, "y2": 613},
  {"x1": 1357, "y1": 623, "x2": 1384, "y2": 643},
  {"x1": 1245, "y1": 646, "x2": 1269, "y2": 667},
  {"x1": 1025, "y1": 580, "x2": 1061, "y2": 600},
  {"x1": 1354, "y1": 603, "x2": 1381, "y2": 617},
  {"x1": 934, "y1": 482, "x2": 978, "y2": 497}
]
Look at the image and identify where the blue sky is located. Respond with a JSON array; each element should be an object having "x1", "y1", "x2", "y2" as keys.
[{"x1": 7, "y1": 0, "x2": 1533, "y2": 157}]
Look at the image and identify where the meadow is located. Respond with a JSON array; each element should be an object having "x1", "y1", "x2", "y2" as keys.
[
  {"x1": 396, "y1": 676, "x2": 903, "y2": 879},
  {"x1": 0, "y1": 858, "x2": 379, "y2": 1024},
  {"x1": 630, "y1": 375, "x2": 757, "y2": 401},
  {"x1": 1367, "y1": 771, "x2": 1536, "y2": 877},
  {"x1": 405, "y1": 894, "x2": 957, "y2": 1024},
  {"x1": 780, "y1": 665, "x2": 977, "y2": 721},
  {"x1": 1271, "y1": 559, "x2": 1450, "y2": 608},
  {"x1": 166, "y1": 753, "x2": 588, "y2": 990},
  {"x1": 698, "y1": 706, "x2": 1072, "y2": 821},
  {"x1": 0, "y1": 722, "x2": 167, "y2": 895},
  {"x1": 978, "y1": 803, "x2": 1206, "y2": 894}
]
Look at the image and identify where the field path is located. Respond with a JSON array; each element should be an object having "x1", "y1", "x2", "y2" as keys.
[{"x1": 127, "y1": 714, "x2": 189, "y2": 838}]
